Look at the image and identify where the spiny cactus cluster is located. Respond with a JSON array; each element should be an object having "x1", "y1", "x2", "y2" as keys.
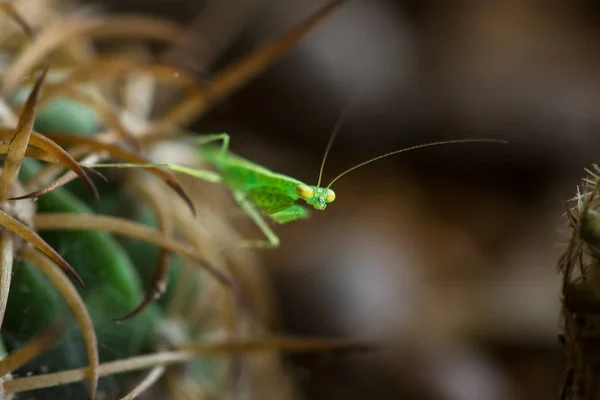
[
  {"x1": 559, "y1": 164, "x2": 600, "y2": 400},
  {"x1": 0, "y1": 1, "x2": 361, "y2": 399}
]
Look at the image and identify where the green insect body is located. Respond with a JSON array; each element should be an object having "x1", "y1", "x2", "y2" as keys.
[
  {"x1": 90, "y1": 132, "x2": 506, "y2": 249},
  {"x1": 201, "y1": 138, "x2": 335, "y2": 213},
  {"x1": 190, "y1": 133, "x2": 336, "y2": 248}
]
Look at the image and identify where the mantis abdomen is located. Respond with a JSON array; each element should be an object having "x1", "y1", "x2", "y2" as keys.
[{"x1": 199, "y1": 145, "x2": 303, "y2": 198}]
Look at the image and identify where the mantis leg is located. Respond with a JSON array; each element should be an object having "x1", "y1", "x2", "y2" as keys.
[
  {"x1": 270, "y1": 205, "x2": 311, "y2": 223},
  {"x1": 232, "y1": 191, "x2": 280, "y2": 249},
  {"x1": 193, "y1": 133, "x2": 230, "y2": 159},
  {"x1": 85, "y1": 163, "x2": 223, "y2": 183}
]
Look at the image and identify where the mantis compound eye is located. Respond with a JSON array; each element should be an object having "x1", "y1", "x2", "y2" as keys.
[
  {"x1": 326, "y1": 189, "x2": 336, "y2": 203},
  {"x1": 295, "y1": 184, "x2": 314, "y2": 200}
]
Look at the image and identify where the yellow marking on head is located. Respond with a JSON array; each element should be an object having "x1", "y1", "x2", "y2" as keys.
[
  {"x1": 295, "y1": 184, "x2": 314, "y2": 200},
  {"x1": 326, "y1": 189, "x2": 336, "y2": 203}
]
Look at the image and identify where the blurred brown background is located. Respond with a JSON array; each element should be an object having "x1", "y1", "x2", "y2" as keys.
[{"x1": 90, "y1": 0, "x2": 600, "y2": 398}]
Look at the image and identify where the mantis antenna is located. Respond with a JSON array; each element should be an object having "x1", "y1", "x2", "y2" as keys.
[
  {"x1": 316, "y1": 96, "x2": 357, "y2": 187},
  {"x1": 326, "y1": 138, "x2": 508, "y2": 189}
]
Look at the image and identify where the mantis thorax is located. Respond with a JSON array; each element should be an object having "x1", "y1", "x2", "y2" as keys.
[{"x1": 295, "y1": 183, "x2": 335, "y2": 210}]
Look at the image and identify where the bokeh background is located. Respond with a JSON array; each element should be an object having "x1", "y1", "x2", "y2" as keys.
[{"x1": 85, "y1": 0, "x2": 600, "y2": 398}]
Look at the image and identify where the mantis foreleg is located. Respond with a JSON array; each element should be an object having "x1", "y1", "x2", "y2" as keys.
[
  {"x1": 232, "y1": 191, "x2": 280, "y2": 249},
  {"x1": 270, "y1": 205, "x2": 311, "y2": 223}
]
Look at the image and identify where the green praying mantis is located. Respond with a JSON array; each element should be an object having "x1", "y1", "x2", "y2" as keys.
[
  {"x1": 82, "y1": 108, "x2": 507, "y2": 321},
  {"x1": 89, "y1": 112, "x2": 507, "y2": 250}
]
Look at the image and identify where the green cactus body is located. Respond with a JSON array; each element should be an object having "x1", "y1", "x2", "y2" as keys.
[
  {"x1": 4, "y1": 78, "x2": 223, "y2": 397},
  {"x1": 0, "y1": 96, "x2": 166, "y2": 397},
  {"x1": 14, "y1": 87, "x2": 101, "y2": 135}
]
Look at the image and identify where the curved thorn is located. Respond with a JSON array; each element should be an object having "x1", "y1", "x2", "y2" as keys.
[
  {"x1": 19, "y1": 247, "x2": 98, "y2": 400},
  {"x1": 0, "y1": 233, "x2": 13, "y2": 330},
  {"x1": 82, "y1": 166, "x2": 108, "y2": 183},
  {"x1": 0, "y1": 129, "x2": 100, "y2": 202},
  {"x1": 3, "y1": 15, "x2": 189, "y2": 95},
  {"x1": 0, "y1": 210, "x2": 84, "y2": 287},
  {"x1": 30, "y1": 133, "x2": 99, "y2": 202},
  {"x1": 0, "y1": 69, "x2": 47, "y2": 202},
  {"x1": 35, "y1": 86, "x2": 140, "y2": 149},
  {"x1": 0, "y1": 322, "x2": 63, "y2": 377},
  {"x1": 39, "y1": 56, "x2": 204, "y2": 104},
  {"x1": 33, "y1": 214, "x2": 241, "y2": 289},
  {"x1": 0, "y1": 3, "x2": 33, "y2": 39},
  {"x1": 113, "y1": 247, "x2": 170, "y2": 322},
  {"x1": 155, "y1": 0, "x2": 347, "y2": 128},
  {"x1": 8, "y1": 185, "x2": 57, "y2": 201},
  {"x1": 9, "y1": 166, "x2": 104, "y2": 203},
  {"x1": 114, "y1": 175, "x2": 175, "y2": 322}
]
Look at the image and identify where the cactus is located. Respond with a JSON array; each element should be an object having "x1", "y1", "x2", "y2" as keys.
[
  {"x1": 559, "y1": 165, "x2": 600, "y2": 400},
  {"x1": 0, "y1": 1, "x2": 364, "y2": 399}
]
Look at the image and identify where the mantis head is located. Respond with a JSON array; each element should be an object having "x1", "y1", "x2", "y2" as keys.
[{"x1": 295, "y1": 183, "x2": 335, "y2": 210}]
